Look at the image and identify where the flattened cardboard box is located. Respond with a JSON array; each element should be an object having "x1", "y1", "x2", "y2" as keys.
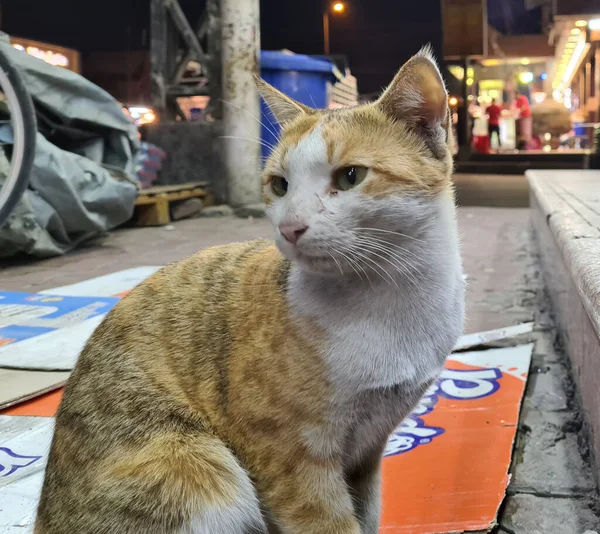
[{"x1": 1, "y1": 344, "x2": 533, "y2": 534}]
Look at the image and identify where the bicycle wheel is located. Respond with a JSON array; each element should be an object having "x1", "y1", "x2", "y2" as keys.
[{"x1": 0, "y1": 43, "x2": 37, "y2": 228}]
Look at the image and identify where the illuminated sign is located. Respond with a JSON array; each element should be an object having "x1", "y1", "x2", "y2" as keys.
[
  {"x1": 12, "y1": 44, "x2": 70, "y2": 68},
  {"x1": 9, "y1": 37, "x2": 80, "y2": 73}
]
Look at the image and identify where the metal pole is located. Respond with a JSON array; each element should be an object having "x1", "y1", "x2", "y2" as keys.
[
  {"x1": 221, "y1": 0, "x2": 263, "y2": 214},
  {"x1": 457, "y1": 57, "x2": 470, "y2": 159},
  {"x1": 323, "y1": 11, "x2": 330, "y2": 56}
]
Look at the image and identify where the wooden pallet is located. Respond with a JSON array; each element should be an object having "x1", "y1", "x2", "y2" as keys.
[{"x1": 133, "y1": 182, "x2": 214, "y2": 226}]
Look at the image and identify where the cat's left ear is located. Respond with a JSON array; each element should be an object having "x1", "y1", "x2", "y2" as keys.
[
  {"x1": 254, "y1": 76, "x2": 314, "y2": 125},
  {"x1": 376, "y1": 46, "x2": 449, "y2": 157}
]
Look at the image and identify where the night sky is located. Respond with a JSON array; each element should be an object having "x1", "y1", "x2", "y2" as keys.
[{"x1": 2, "y1": 0, "x2": 541, "y2": 95}]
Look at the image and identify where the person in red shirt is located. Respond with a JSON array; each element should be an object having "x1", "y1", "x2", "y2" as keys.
[
  {"x1": 486, "y1": 98, "x2": 502, "y2": 148},
  {"x1": 515, "y1": 94, "x2": 531, "y2": 118}
]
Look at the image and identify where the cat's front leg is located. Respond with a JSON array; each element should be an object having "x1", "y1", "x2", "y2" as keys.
[
  {"x1": 258, "y1": 459, "x2": 361, "y2": 534},
  {"x1": 346, "y1": 446, "x2": 385, "y2": 534}
]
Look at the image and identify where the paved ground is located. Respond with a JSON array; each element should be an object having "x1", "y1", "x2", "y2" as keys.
[
  {"x1": 454, "y1": 173, "x2": 529, "y2": 208},
  {"x1": 0, "y1": 208, "x2": 534, "y2": 334},
  {"x1": 0, "y1": 201, "x2": 598, "y2": 532}
]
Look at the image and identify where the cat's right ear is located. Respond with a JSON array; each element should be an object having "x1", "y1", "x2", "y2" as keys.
[
  {"x1": 254, "y1": 75, "x2": 313, "y2": 125},
  {"x1": 376, "y1": 45, "x2": 449, "y2": 158}
]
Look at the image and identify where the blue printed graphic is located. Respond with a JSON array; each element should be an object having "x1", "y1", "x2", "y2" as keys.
[
  {"x1": 0, "y1": 292, "x2": 119, "y2": 345},
  {"x1": 0, "y1": 447, "x2": 42, "y2": 477},
  {"x1": 384, "y1": 367, "x2": 503, "y2": 457}
]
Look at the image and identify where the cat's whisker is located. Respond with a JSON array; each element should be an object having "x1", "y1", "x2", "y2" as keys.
[
  {"x1": 345, "y1": 245, "x2": 399, "y2": 288},
  {"x1": 353, "y1": 238, "x2": 420, "y2": 288},
  {"x1": 219, "y1": 135, "x2": 276, "y2": 151},
  {"x1": 355, "y1": 234, "x2": 424, "y2": 266},
  {"x1": 220, "y1": 99, "x2": 280, "y2": 139},
  {"x1": 337, "y1": 248, "x2": 371, "y2": 284},
  {"x1": 354, "y1": 227, "x2": 426, "y2": 244},
  {"x1": 353, "y1": 238, "x2": 419, "y2": 287},
  {"x1": 354, "y1": 235, "x2": 422, "y2": 273},
  {"x1": 325, "y1": 250, "x2": 346, "y2": 277},
  {"x1": 352, "y1": 247, "x2": 403, "y2": 289},
  {"x1": 329, "y1": 244, "x2": 368, "y2": 282}
]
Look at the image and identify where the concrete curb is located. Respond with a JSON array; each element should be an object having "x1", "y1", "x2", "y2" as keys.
[{"x1": 527, "y1": 170, "x2": 600, "y2": 487}]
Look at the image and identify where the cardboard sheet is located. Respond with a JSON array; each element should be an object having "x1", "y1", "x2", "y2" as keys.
[
  {"x1": 0, "y1": 370, "x2": 69, "y2": 411},
  {"x1": 0, "y1": 268, "x2": 533, "y2": 533},
  {"x1": 0, "y1": 416, "x2": 54, "y2": 534},
  {"x1": 40, "y1": 266, "x2": 162, "y2": 297},
  {"x1": 454, "y1": 322, "x2": 534, "y2": 351},
  {"x1": 0, "y1": 268, "x2": 161, "y2": 373},
  {"x1": 0, "y1": 269, "x2": 160, "y2": 410},
  {"x1": 381, "y1": 344, "x2": 533, "y2": 533},
  {"x1": 0, "y1": 293, "x2": 118, "y2": 371},
  {"x1": 0, "y1": 345, "x2": 532, "y2": 533}
]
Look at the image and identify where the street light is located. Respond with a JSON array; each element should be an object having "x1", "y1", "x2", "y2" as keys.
[{"x1": 323, "y1": 2, "x2": 346, "y2": 56}]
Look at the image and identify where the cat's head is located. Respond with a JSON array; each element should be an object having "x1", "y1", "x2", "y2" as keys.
[{"x1": 259, "y1": 46, "x2": 454, "y2": 277}]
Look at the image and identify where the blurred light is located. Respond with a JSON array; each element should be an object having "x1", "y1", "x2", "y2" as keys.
[
  {"x1": 520, "y1": 58, "x2": 530, "y2": 65},
  {"x1": 142, "y1": 112, "x2": 156, "y2": 124},
  {"x1": 467, "y1": 67, "x2": 474, "y2": 78},
  {"x1": 566, "y1": 42, "x2": 576, "y2": 48},
  {"x1": 13, "y1": 44, "x2": 69, "y2": 68},
  {"x1": 553, "y1": 89, "x2": 563, "y2": 102},
  {"x1": 466, "y1": 78, "x2": 474, "y2": 86},
  {"x1": 533, "y1": 92, "x2": 546, "y2": 103},
  {"x1": 540, "y1": 72, "x2": 547, "y2": 80},
  {"x1": 519, "y1": 71, "x2": 534, "y2": 84},
  {"x1": 448, "y1": 96, "x2": 458, "y2": 107},
  {"x1": 449, "y1": 65, "x2": 464, "y2": 80},
  {"x1": 129, "y1": 106, "x2": 150, "y2": 116},
  {"x1": 589, "y1": 19, "x2": 600, "y2": 30},
  {"x1": 563, "y1": 39, "x2": 587, "y2": 84},
  {"x1": 564, "y1": 87, "x2": 572, "y2": 109},
  {"x1": 571, "y1": 28, "x2": 581, "y2": 35},
  {"x1": 575, "y1": 20, "x2": 588, "y2": 27},
  {"x1": 128, "y1": 106, "x2": 157, "y2": 125},
  {"x1": 332, "y1": 2, "x2": 345, "y2": 12}
]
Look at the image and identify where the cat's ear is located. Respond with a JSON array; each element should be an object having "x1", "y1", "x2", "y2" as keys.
[
  {"x1": 254, "y1": 76, "x2": 314, "y2": 125},
  {"x1": 376, "y1": 45, "x2": 449, "y2": 155}
]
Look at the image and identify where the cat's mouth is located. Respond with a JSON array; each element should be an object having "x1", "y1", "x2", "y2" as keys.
[{"x1": 276, "y1": 239, "x2": 339, "y2": 273}]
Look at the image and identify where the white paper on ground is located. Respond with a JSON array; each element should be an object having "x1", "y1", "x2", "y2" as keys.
[
  {"x1": 454, "y1": 322, "x2": 534, "y2": 351},
  {"x1": 40, "y1": 266, "x2": 162, "y2": 297},
  {"x1": 0, "y1": 416, "x2": 54, "y2": 534}
]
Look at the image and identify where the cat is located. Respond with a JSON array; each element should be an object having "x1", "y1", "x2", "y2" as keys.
[{"x1": 35, "y1": 46, "x2": 464, "y2": 534}]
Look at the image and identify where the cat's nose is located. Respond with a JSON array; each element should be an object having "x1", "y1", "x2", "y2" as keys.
[{"x1": 279, "y1": 223, "x2": 308, "y2": 245}]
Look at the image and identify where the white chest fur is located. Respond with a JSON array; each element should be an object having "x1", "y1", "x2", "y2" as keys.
[{"x1": 287, "y1": 196, "x2": 465, "y2": 393}]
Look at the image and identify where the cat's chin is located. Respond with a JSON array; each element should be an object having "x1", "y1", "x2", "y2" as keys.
[{"x1": 276, "y1": 242, "x2": 342, "y2": 277}]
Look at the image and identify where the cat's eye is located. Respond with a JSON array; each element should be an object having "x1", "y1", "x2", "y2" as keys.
[
  {"x1": 271, "y1": 176, "x2": 288, "y2": 197},
  {"x1": 333, "y1": 166, "x2": 368, "y2": 191}
]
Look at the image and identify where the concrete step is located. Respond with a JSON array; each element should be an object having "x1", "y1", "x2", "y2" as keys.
[{"x1": 528, "y1": 169, "x2": 600, "y2": 487}]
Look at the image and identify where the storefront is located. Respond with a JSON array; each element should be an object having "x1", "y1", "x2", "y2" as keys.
[
  {"x1": 447, "y1": 31, "x2": 555, "y2": 153},
  {"x1": 9, "y1": 36, "x2": 80, "y2": 74},
  {"x1": 550, "y1": 14, "x2": 600, "y2": 149}
]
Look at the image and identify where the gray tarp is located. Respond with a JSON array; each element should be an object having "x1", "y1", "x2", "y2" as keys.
[{"x1": 0, "y1": 34, "x2": 139, "y2": 258}]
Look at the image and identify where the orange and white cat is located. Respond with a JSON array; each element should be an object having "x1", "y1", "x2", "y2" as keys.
[{"x1": 35, "y1": 47, "x2": 464, "y2": 534}]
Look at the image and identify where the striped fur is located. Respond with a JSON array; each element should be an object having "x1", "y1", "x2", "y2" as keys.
[{"x1": 36, "y1": 48, "x2": 464, "y2": 534}]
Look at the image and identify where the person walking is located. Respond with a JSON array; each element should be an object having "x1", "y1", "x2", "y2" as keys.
[{"x1": 486, "y1": 98, "x2": 502, "y2": 149}]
